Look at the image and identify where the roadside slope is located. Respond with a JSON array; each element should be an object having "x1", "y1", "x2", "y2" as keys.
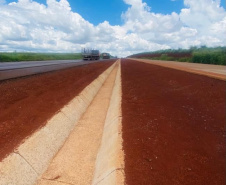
[{"x1": 0, "y1": 60, "x2": 115, "y2": 161}]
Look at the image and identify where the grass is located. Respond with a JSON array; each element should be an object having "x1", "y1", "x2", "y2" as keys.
[{"x1": 0, "y1": 52, "x2": 83, "y2": 62}]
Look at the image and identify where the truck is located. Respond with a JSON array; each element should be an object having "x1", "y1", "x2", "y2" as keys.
[
  {"x1": 82, "y1": 48, "x2": 100, "y2": 60},
  {"x1": 102, "y1": 53, "x2": 110, "y2": 59}
]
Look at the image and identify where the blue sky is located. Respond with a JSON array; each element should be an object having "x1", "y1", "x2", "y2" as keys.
[
  {"x1": 4, "y1": 0, "x2": 225, "y2": 25},
  {"x1": 71, "y1": 0, "x2": 184, "y2": 25},
  {"x1": 70, "y1": 0, "x2": 185, "y2": 25},
  {"x1": 1, "y1": 0, "x2": 226, "y2": 56}
]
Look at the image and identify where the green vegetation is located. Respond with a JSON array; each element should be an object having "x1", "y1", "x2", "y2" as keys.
[
  {"x1": 192, "y1": 47, "x2": 226, "y2": 65},
  {"x1": 0, "y1": 52, "x2": 82, "y2": 62},
  {"x1": 150, "y1": 54, "x2": 192, "y2": 63},
  {"x1": 129, "y1": 46, "x2": 226, "y2": 65}
]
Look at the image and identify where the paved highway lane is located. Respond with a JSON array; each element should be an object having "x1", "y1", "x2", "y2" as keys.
[
  {"x1": 0, "y1": 60, "x2": 84, "y2": 70},
  {"x1": 0, "y1": 59, "x2": 109, "y2": 81}
]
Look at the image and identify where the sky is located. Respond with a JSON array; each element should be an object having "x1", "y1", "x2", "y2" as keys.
[{"x1": 0, "y1": 0, "x2": 226, "y2": 57}]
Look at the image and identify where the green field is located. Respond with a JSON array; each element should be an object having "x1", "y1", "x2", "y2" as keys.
[{"x1": 0, "y1": 53, "x2": 82, "y2": 62}]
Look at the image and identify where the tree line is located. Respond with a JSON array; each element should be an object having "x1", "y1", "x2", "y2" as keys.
[{"x1": 129, "y1": 46, "x2": 226, "y2": 65}]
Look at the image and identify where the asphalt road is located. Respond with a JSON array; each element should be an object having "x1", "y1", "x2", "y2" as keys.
[{"x1": 0, "y1": 59, "x2": 106, "y2": 81}]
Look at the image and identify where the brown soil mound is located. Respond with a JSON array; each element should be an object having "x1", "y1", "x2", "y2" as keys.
[
  {"x1": 0, "y1": 60, "x2": 115, "y2": 161},
  {"x1": 121, "y1": 59, "x2": 225, "y2": 185}
]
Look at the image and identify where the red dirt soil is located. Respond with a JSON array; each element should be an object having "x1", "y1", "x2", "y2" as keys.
[
  {"x1": 121, "y1": 59, "x2": 226, "y2": 185},
  {"x1": 0, "y1": 60, "x2": 115, "y2": 161}
]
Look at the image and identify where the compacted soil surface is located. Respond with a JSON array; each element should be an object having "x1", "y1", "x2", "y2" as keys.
[
  {"x1": 0, "y1": 60, "x2": 115, "y2": 161},
  {"x1": 121, "y1": 59, "x2": 225, "y2": 185}
]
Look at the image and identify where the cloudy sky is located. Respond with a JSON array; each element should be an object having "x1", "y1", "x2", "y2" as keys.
[{"x1": 0, "y1": 0, "x2": 226, "y2": 57}]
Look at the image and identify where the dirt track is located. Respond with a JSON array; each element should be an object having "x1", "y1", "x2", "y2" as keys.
[
  {"x1": 0, "y1": 60, "x2": 115, "y2": 161},
  {"x1": 121, "y1": 59, "x2": 225, "y2": 185}
]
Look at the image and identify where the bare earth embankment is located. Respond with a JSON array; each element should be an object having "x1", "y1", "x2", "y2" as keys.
[
  {"x1": 0, "y1": 60, "x2": 115, "y2": 161},
  {"x1": 121, "y1": 59, "x2": 225, "y2": 185}
]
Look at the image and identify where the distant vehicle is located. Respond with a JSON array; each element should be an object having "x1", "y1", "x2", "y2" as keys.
[
  {"x1": 102, "y1": 53, "x2": 110, "y2": 59},
  {"x1": 82, "y1": 48, "x2": 100, "y2": 60}
]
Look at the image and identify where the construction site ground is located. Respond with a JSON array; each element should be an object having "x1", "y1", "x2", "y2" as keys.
[{"x1": 0, "y1": 59, "x2": 225, "y2": 185}]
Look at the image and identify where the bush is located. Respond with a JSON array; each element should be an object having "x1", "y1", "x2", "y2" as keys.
[
  {"x1": 178, "y1": 57, "x2": 191, "y2": 62},
  {"x1": 192, "y1": 48, "x2": 226, "y2": 65}
]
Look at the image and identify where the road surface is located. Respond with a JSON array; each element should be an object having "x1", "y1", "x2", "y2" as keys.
[{"x1": 0, "y1": 59, "x2": 109, "y2": 81}]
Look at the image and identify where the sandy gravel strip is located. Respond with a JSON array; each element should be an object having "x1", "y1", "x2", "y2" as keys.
[
  {"x1": 36, "y1": 60, "x2": 121, "y2": 185},
  {"x1": 0, "y1": 62, "x2": 116, "y2": 185},
  {"x1": 131, "y1": 58, "x2": 226, "y2": 81}
]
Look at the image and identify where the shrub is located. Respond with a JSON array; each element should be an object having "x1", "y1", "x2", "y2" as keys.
[{"x1": 192, "y1": 48, "x2": 226, "y2": 65}]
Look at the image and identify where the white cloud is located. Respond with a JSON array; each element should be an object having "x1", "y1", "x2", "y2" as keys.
[
  {"x1": 0, "y1": 0, "x2": 225, "y2": 57},
  {"x1": 181, "y1": 0, "x2": 225, "y2": 29},
  {"x1": 179, "y1": 0, "x2": 226, "y2": 46},
  {"x1": 121, "y1": 0, "x2": 226, "y2": 50}
]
